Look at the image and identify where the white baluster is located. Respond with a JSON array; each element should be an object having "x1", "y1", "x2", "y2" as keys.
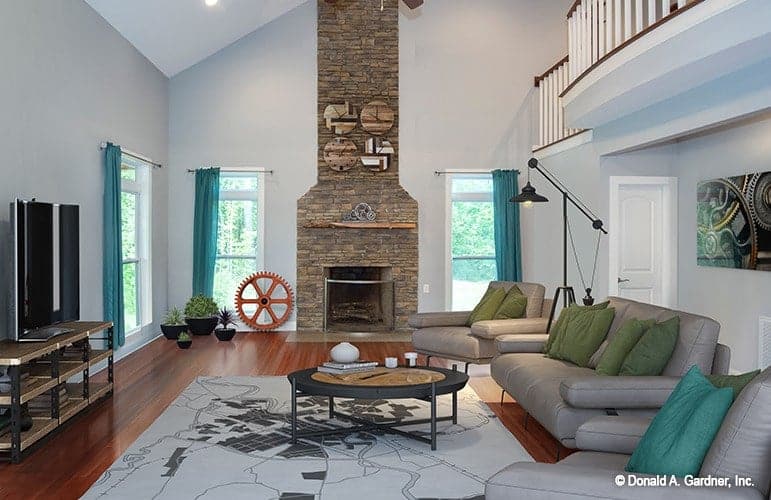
[
  {"x1": 635, "y1": 0, "x2": 643, "y2": 34},
  {"x1": 577, "y1": 4, "x2": 584, "y2": 73},
  {"x1": 539, "y1": 79, "x2": 545, "y2": 146},
  {"x1": 583, "y1": 0, "x2": 591, "y2": 69},
  {"x1": 605, "y1": 0, "x2": 613, "y2": 53},
  {"x1": 568, "y1": 16, "x2": 574, "y2": 80},
  {"x1": 678, "y1": 0, "x2": 686, "y2": 8},
  {"x1": 661, "y1": 0, "x2": 669, "y2": 20},
  {"x1": 648, "y1": 0, "x2": 656, "y2": 25},
  {"x1": 598, "y1": 0, "x2": 605, "y2": 58},
  {"x1": 590, "y1": 0, "x2": 597, "y2": 64},
  {"x1": 614, "y1": 0, "x2": 622, "y2": 46},
  {"x1": 624, "y1": 0, "x2": 632, "y2": 40},
  {"x1": 558, "y1": 65, "x2": 564, "y2": 140}
]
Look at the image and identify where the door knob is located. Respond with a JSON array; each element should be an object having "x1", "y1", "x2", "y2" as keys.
[{"x1": 617, "y1": 277, "x2": 630, "y2": 284}]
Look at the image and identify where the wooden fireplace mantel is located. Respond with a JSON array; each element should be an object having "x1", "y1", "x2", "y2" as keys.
[{"x1": 303, "y1": 221, "x2": 417, "y2": 229}]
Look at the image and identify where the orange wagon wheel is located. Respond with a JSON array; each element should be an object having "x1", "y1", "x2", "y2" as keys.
[{"x1": 235, "y1": 272, "x2": 294, "y2": 331}]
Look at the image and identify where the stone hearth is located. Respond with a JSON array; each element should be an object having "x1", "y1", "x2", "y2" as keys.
[{"x1": 296, "y1": 0, "x2": 418, "y2": 331}]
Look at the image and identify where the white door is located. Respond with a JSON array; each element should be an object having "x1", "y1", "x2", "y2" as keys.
[{"x1": 609, "y1": 177, "x2": 677, "y2": 306}]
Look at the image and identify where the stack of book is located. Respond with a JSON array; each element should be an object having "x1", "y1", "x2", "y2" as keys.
[{"x1": 317, "y1": 361, "x2": 378, "y2": 375}]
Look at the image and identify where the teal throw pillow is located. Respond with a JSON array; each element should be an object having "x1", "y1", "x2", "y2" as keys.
[{"x1": 626, "y1": 366, "x2": 733, "y2": 477}]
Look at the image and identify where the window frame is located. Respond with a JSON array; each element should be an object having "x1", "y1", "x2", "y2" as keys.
[
  {"x1": 120, "y1": 156, "x2": 152, "y2": 336},
  {"x1": 444, "y1": 172, "x2": 496, "y2": 310},
  {"x1": 214, "y1": 170, "x2": 266, "y2": 310}
]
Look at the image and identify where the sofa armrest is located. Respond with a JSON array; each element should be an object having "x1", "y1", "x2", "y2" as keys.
[
  {"x1": 486, "y1": 462, "x2": 765, "y2": 500},
  {"x1": 495, "y1": 334, "x2": 549, "y2": 353},
  {"x1": 575, "y1": 416, "x2": 651, "y2": 455},
  {"x1": 560, "y1": 375, "x2": 681, "y2": 409},
  {"x1": 408, "y1": 311, "x2": 470, "y2": 329},
  {"x1": 471, "y1": 317, "x2": 549, "y2": 339}
]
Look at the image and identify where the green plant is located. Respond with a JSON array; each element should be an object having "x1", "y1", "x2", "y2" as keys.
[
  {"x1": 217, "y1": 308, "x2": 237, "y2": 329},
  {"x1": 162, "y1": 306, "x2": 185, "y2": 326},
  {"x1": 177, "y1": 331, "x2": 192, "y2": 342},
  {"x1": 184, "y1": 295, "x2": 219, "y2": 318}
]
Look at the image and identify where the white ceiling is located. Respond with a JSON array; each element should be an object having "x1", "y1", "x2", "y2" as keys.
[{"x1": 85, "y1": 0, "x2": 308, "y2": 77}]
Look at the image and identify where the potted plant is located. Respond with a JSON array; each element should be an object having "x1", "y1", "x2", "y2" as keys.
[
  {"x1": 176, "y1": 331, "x2": 192, "y2": 349},
  {"x1": 161, "y1": 306, "x2": 187, "y2": 340},
  {"x1": 184, "y1": 295, "x2": 219, "y2": 336},
  {"x1": 215, "y1": 308, "x2": 237, "y2": 341}
]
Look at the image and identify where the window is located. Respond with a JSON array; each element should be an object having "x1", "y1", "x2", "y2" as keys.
[
  {"x1": 120, "y1": 156, "x2": 152, "y2": 334},
  {"x1": 214, "y1": 172, "x2": 265, "y2": 310},
  {"x1": 447, "y1": 174, "x2": 496, "y2": 311}
]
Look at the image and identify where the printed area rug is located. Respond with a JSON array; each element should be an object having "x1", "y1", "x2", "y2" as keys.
[{"x1": 85, "y1": 376, "x2": 531, "y2": 500}]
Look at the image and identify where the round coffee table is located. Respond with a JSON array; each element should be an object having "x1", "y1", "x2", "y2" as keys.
[{"x1": 287, "y1": 366, "x2": 469, "y2": 450}]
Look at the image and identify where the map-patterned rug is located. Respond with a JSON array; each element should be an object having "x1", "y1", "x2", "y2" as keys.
[{"x1": 85, "y1": 376, "x2": 531, "y2": 500}]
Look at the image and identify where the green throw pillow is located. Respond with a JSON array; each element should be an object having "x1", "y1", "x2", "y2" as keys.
[
  {"x1": 619, "y1": 316, "x2": 679, "y2": 376},
  {"x1": 543, "y1": 301, "x2": 610, "y2": 354},
  {"x1": 548, "y1": 306, "x2": 615, "y2": 367},
  {"x1": 707, "y1": 370, "x2": 761, "y2": 400},
  {"x1": 626, "y1": 366, "x2": 733, "y2": 477},
  {"x1": 596, "y1": 318, "x2": 656, "y2": 376},
  {"x1": 466, "y1": 287, "x2": 507, "y2": 326},
  {"x1": 493, "y1": 285, "x2": 528, "y2": 320}
]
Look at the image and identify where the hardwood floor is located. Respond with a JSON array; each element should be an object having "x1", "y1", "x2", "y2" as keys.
[{"x1": 0, "y1": 333, "x2": 568, "y2": 499}]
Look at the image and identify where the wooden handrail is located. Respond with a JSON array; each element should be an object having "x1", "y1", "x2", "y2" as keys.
[
  {"x1": 566, "y1": 0, "x2": 582, "y2": 19},
  {"x1": 534, "y1": 55, "x2": 569, "y2": 87},
  {"x1": 560, "y1": 0, "x2": 706, "y2": 98}
]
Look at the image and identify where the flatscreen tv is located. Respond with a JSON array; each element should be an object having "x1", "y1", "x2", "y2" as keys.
[{"x1": 9, "y1": 199, "x2": 80, "y2": 342}]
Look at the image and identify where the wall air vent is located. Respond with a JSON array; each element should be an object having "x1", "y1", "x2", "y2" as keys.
[{"x1": 760, "y1": 316, "x2": 771, "y2": 369}]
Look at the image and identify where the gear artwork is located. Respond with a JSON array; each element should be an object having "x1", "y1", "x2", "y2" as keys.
[{"x1": 235, "y1": 272, "x2": 294, "y2": 331}]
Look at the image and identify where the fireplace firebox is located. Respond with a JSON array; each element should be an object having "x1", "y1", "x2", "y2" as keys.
[{"x1": 323, "y1": 266, "x2": 395, "y2": 332}]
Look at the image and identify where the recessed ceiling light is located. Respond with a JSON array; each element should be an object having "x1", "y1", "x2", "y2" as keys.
[{"x1": 205, "y1": 0, "x2": 218, "y2": 6}]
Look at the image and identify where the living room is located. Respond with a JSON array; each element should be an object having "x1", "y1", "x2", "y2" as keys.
[{"x1": 0, "y1": 0, "x2": 769, "y2": 498}]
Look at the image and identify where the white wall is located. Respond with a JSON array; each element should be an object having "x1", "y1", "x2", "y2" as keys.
[
  {"x1": 675, "y1": 113, "x2": 771, "y2": 372},
  {"x1": 400, "y1": 0, "x2": 573, "y2": 311},
  {"x1": 167, "y1": 1, "x2": 317, "y2": 324},
  {"x1": 0, "y1": 0, "x2": 169, "y2": 354},
  {"x1": 167, "y1": 0, "x2": 572, "y2": 320}
]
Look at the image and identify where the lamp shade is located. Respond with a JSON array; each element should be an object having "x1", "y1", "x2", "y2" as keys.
[{"x1": 511, "y1": 181, "x2": 549, "y2": 203}]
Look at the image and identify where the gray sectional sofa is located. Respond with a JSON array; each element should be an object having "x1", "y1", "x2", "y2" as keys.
[
  {"x1": 485, "y1": 367, "x2": 771, "y2": 499},
  {"x1": 409, "y1": 282, "x2": 552, "y2": 367},
  {"x1": 491, "y1": 296, "x2": 731, "y2": 447}
]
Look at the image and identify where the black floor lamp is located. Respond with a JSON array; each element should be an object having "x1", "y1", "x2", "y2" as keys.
[{"x1": 511, "y1": 158, "x2": 608, "y2": 332}]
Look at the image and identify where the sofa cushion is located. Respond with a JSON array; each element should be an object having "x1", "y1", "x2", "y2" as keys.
[
  {"x1": 700, "y1": 367, "x2": 771, "y2": 497},
  {"x1": 471, "y1": 318, "x2": 549, "y2": 339},
  {"x1": 596, "y1": 318, "x2": 656, "y2": 375},
  {"x1": 467, "y1": 287, "x2": 506, "y2": 326},
  {"x1": 626, "y1": 366, "x2": 733, "y2": 477},
  {"x1": 575, "y1": 416, "x2": 651, "y2": 455},
  {"x1": 619, "y1": 316, "x2": 679, "y2": 376},
  {"x1": 489, "y1": 281, "x2": 545, "y2": 319},
  {"x1": 544, "y1": 301, "x2": 610, "y2": 354},
  {"x1": 412, "y1": 326, "x2": 496, "y2": 361},
  {"x1": 607, "y1": 297, "x2": 720, "y2": 376},
  {"x1": 408, "y1": 311, "x2": 470, "y2": 329},
  {"x1": 495, "y1": 334, "x2": 549, "y2": 353},
  {"x1": 548, "y1": 306, "x2": 615, "y2": 367},
  {"x1": 493, "y1": 285, "x2": 527, "y2": 319}
]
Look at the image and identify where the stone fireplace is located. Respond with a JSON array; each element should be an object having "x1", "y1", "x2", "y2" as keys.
[
  {"x1": 296, "y1": 0, "x2": 418, "y2": 331},
  {"x1": 324, "y1": 266, "x2": 395, "y2": 332}
]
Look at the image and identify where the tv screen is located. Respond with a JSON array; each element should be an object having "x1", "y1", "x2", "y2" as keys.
[{"x1": 10, "y1": 199, "x2": 80, "y2": 341}]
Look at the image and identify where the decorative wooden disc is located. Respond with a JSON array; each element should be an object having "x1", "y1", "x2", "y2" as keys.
[
  {"x1": 323, "y1": 137, "x2": 359, "y2": 171},
  {"x1": 312, "y1": 367, "x2": 446, "y2": 386},
  {"x1": 323, "y1": 102, "x2": 357, "y2": 135},
  {"x1": 360, "y1": 100, "x2": 394, "y2": 136}
]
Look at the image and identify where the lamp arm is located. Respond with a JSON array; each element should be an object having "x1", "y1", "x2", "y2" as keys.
[{"x1": 528, "y1": 158, "x2": 608, "y2": 234}]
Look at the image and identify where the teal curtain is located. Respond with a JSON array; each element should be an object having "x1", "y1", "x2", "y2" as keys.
[
  {"x1": 103, "y1": 143, "x2": 125, "y2": 347},
  {"x1": 192, "y1": 168, "x2": 220, "y2": 297},
  {"x1": 492, "y1": 169, "x2": 522, "y2": 281}
]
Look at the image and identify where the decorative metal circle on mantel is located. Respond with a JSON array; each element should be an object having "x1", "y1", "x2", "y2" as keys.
[
  {"x1": 323, "y1": 137, "x2": 359, "y2": 172},
  {"x1": 360, "y1": 100, "x2": 395, "y2": 136}
]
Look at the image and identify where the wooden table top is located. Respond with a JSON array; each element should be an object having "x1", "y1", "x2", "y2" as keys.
[
  {"x1": 0, "y1": 321, "x2": 112, "y2": 365},
  {"x1": 311, "y1": 367, "x2": 446, "y2": 386}
]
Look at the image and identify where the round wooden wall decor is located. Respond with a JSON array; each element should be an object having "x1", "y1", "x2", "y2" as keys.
[
  {"x1": 323, "y1": 137, "x2": 359, "y2": 171},
  {"x1": 360, "y1": 100, "x2": 394, "y2": 136}
]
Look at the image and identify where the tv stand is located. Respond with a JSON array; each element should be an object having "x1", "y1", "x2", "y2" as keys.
[{"x1": 0, "y1": 321, "x2": 113, "y2": 463}]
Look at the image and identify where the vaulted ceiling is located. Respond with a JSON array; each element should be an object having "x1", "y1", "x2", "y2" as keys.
[{"x1": 85, "y1": 0, "x2": 308, "y2": 77}]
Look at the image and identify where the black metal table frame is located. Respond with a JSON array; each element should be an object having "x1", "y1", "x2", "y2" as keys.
[{"x1": 289, "y1": 365, "x2": 467, "y2": 451}]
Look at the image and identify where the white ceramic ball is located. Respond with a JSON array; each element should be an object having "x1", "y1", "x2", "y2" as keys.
[{"x1": 330, "y1": 342, "x2": 360, "y2": 363}]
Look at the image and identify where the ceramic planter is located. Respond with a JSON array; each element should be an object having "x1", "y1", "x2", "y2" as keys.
[
  {"x1": 186, "y1": 317, "x2": 218, "y2": 336},
  {"x1": 161, "y1": 324, "x2": 187, "y2": 340},
  {"x1": 177, "y1": 339, "x2": 192, "y2": 349},
  {"x1": 215, "y1": 328, "x2": 236, "y2": 341}
]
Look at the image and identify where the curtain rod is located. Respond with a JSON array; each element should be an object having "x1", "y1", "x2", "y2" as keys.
[
  {"x1": 434, "y1": 169, "x2": 520, "y2": 176},
  {"x1": 99, "y1": 142, "x2": 162, "y2": 168},
  {"x1": 186, "y1": 167, "x2": 274, "y2": 174}
]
